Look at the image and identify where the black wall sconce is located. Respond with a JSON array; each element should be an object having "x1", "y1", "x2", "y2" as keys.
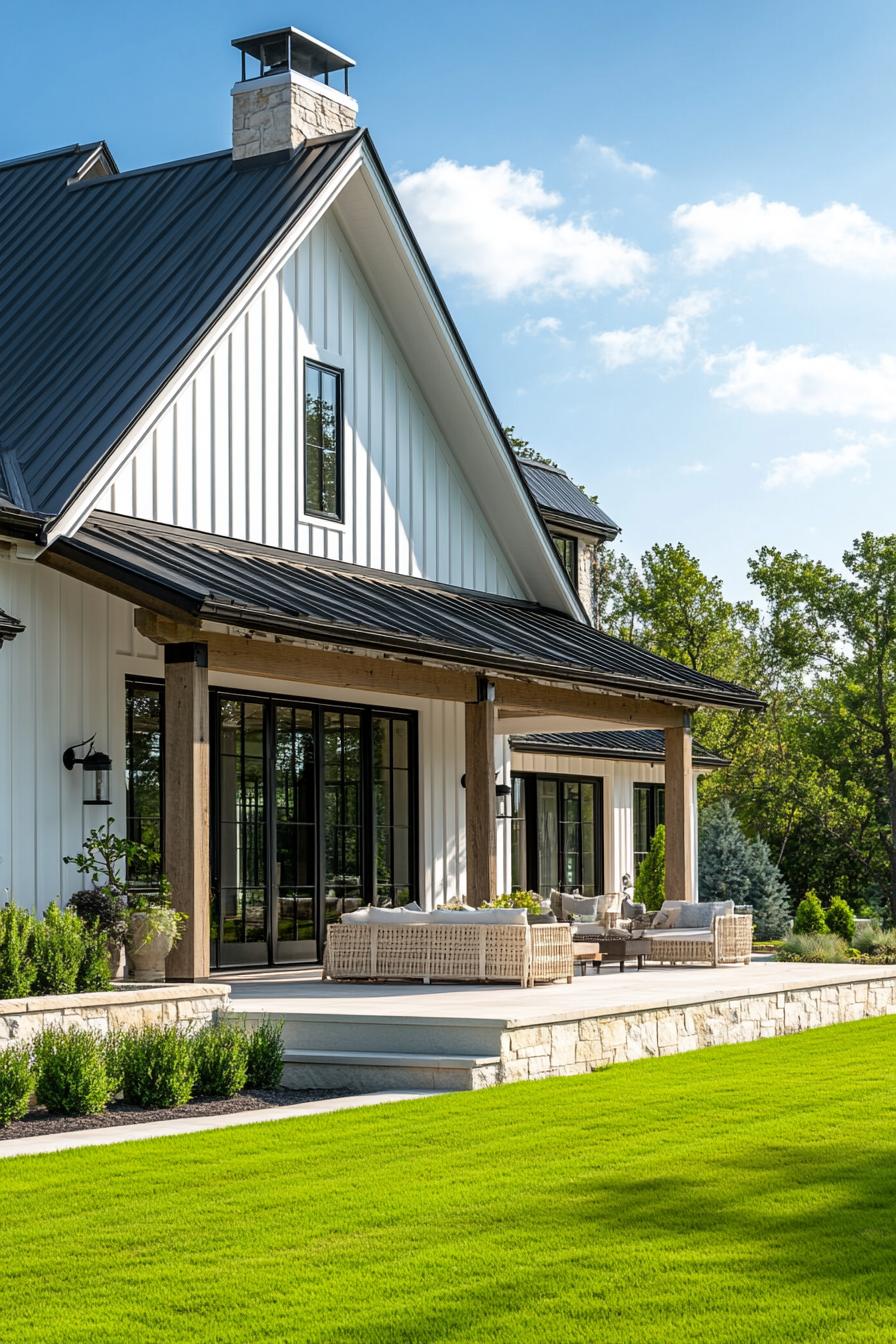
[
  {"x1": 460, "y1": 772, "x2": 513, "y2": 818},
  {"x1": 63, "y1": 735, "x2": 112, "y2": 806}
]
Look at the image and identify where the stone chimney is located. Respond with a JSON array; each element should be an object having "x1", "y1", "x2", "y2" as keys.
[{"x1": 231, "y1": 27, "x2": 357, "y2": 163}]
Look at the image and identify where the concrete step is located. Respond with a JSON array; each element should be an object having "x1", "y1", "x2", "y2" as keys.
[
  {"x1": 241, "y1": 1011, "x2": 507, "y2": 1058},
  {"x1": 281, "y1": 1047, "x2": 501, "y2": 1093}
]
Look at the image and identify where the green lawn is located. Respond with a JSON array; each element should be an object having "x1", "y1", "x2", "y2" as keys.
[{"x1": 1, "y1": 1017, "x2": 895, "y2": 1344}]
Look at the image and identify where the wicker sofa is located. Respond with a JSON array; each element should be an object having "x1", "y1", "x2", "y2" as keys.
[
  {"x1": 639, "y1": 900, "x2": 752, "y2": 967},
  {"x1": 323, "y1": 909, "x2": 573, "y2": 987}
]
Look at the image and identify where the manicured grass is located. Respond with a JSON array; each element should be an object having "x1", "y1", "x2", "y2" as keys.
[{"x1": 1, "y1": 1018, "x2": 895, "y2": 1344}]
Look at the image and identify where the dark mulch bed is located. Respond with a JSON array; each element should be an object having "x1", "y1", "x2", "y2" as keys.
[{"x1": 0, "y1": 1087, "x2": 353, "y2": 1142}]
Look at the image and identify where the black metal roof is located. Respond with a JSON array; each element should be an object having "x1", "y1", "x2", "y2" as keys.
[
  {"x1": 0, "y1": 607, "x2": 24, "y2": 645},
  {"x1": 0, "y1": 131, "x2": 362, "y2": 517},
  {"x1": 510, "y1": 729, "x2": 728, "y2": 767},
  {"x1": 49, "y1": 513, "x2": 762, "y2": 711},
  {"x1": 517, "y1": 459, "x2": 620, "y2": 540}
]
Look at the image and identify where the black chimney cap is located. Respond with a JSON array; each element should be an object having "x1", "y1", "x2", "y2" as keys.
[{"x1": 233, "y1": 26, "x2": 355, "y2": 81}]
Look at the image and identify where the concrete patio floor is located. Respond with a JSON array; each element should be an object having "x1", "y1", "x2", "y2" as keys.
[{"x1": 221, "y1": 957, "x2": 896, "y2": 1029}]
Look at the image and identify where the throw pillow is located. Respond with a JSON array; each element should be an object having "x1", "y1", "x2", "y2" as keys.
[
  {"x1": 651, "y1": 911, "x2": 669, "y2": 929},
  {"x1": 561, "y1": 894, "x2": 599, "y2": 921}
]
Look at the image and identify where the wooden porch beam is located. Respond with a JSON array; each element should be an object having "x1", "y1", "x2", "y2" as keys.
[
  {"x1": 134, "y1": 611, "x2": 690, "y2": 725},
  {"x1": 493, "y1": 680, "x2": 686, "y2": 728},
  {"x1": 664, "y1": 716, "x2": 694, "y2": 903},
  {"x1": 163, "y1": 642, "x2": 211, "y2": 980},
  {"x1": 465, "y1": 678, "x2": 497, "y2": 907}
]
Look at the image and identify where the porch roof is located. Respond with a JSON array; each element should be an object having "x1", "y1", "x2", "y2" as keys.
[
  {"x1": 510, "y1": 728, "x2": 729, "y2": 767},
  {"x1": 50, "y1": 513, "x2": 763, "y2": 712}
]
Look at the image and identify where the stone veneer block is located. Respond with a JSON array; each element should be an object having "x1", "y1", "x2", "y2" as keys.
[
  {"x1": 232, "y1": 71, "x2": 358, "y2": 162},
  {"x1": 498, "y1": 975, "x2": 896, "y2": 1083},
  {"x1": 0, "y1": 984, "x2": 229, "y2": 1047}
]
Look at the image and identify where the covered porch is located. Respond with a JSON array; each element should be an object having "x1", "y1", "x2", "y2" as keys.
[{"x1": 45, "y1": 512, "x2": 761, "y2": 981}]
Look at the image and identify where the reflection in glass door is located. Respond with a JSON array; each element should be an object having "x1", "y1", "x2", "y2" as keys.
[
  {"x1": 274, "y1": 705, "x2": 317, "y2": 962},
  {"x1": 212, "y1": 694, "x2": 417, "y2": 968},
  {"x1": 216, "y1": 698, "x2": 268, "y2": 965},
  {"x1": 511, "y1": 774, "x2": 604, "y2": 901},
  {"x1": 323, "y1": 711, "x2": 363, "y2": 931}
]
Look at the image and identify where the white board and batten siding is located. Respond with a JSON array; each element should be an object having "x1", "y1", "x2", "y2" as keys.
[
  {"x1": 96, "y1": 213, "x2": 521, "y2": 599},
  {"x1": 510, "y1": 750, "x2": 699, "y2": 896}
]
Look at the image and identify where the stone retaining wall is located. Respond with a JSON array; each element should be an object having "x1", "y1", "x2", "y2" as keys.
[
  {"x1": 0, "y1": 984, "x2": 230, "y2": 1045},
  {"x1": 499, "y1": 976, "x2": 896, "y2": 1083}
]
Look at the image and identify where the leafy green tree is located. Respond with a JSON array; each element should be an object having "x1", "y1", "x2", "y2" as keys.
[
  {"x1": 635, "y1": 824, "x2": 666, "y2": 911},
  {"x1": 750, "y1": 534, "x2": 896, "y2": 922}
]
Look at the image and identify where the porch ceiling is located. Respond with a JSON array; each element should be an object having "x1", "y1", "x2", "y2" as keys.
[{"x1": 45, "y1": 511, "x2": 763, "y2": 714}]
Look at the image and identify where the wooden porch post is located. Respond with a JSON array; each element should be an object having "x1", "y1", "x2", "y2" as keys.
[
  {"x1": 465, "y1": 677, "x2": 497, "y2": 907},
  {"x1": 664, "y1": 714, "x2": 694, "y2": 903},
  {"x1": 163, "y1": 642, "x2": 210, "y2": 980}
]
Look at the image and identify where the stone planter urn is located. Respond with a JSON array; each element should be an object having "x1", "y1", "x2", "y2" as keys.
[{"x1": 126, "y1": 913, "x2": 174, "y2": 983}]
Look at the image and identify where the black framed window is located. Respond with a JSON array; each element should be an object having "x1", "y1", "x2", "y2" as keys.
[
  {"x1": 124, "y1": 678, "x2": 163, "y2": 888},
  {"x1": 217, "y1": 697, "x2": 267, "y2": 950},
  {"x1": 304, "y1": 359, "x2": 342, "y2": 519},
  {"x1": 633, "y1": 782, "x2": 665, "y2": 874},
  {"x1": 551, "y1": 533, "x2": 578, "y2": 586},
  {"x1": 211, "y1": 691, "x2": 418, "y2": 968},
  {"x1": 323, "y1": 709, "x2": 364, "y2": 925},
  {"x1": 373, "y1": 714, "x2": 413, "y2": 907},
  {"x1": 512, "y1": 773, "x2": 603, "y2": 899}
]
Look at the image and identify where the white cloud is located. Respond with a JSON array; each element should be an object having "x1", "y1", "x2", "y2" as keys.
[
  {"x1": 708, "y1": 344, "x2": 896, "y2": 420},
  {"x1": 593, "y1": 292, "x2": 715, "y2": 369},
  {"x1": 680, "y1": 460, "x2": 709, "y2": 475},
  {"x1": 763, "y1": 440, "x2": 872, "y2": 490},
  {"x1": 673, "y1": 192, "x2": 896, "y2": 273},
  {"x1": 395, "y1": 158, "x2": 651, "y2": 300},
  {"x1": 504, "y1": 315, "x2": 567, "y2": 344},
  {"x1": 575, "y1": 136, "x2": 657, "y2": 180}
]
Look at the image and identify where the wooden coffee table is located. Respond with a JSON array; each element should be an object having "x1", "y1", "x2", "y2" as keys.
[
  {"x1": 572, "y1": 933, "x2": 649, "y2": 972},
  {"x1": 572, "y1": 945, "x2": 603, "y2": 976}
]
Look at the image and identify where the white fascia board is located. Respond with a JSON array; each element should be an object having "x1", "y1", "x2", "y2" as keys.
[
  {"x1": 335, "y1": 147, "x2": 581, "y2": 617},
  {"x1": 46, "y1": 144, "x2": 367, "y2": 545}
]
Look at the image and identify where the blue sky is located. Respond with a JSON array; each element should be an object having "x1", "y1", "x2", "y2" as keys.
[{"x1": 4, "y1": 0, "x2": 896, "y2": 595}]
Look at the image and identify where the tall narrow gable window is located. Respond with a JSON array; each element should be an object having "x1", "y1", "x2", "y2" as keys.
[
  {"x1": 304, "y1": 360, "x2": 342, "y2": 520},
  {"x1": 551, "y1": 533, "x2": 578, "y2": 586}
]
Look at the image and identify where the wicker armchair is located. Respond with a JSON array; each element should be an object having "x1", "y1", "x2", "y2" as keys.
[{"x1": 641, "y1": 901, "x2": 752, "y2": 967}]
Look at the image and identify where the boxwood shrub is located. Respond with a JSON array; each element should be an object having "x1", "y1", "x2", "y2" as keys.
[
  {"x1": 119, "y1": 1024, "x2": 196, "y2": 1109},
  {"x1": 192, "y1": 1018, "x2": 249, "y2": 1098},
  {"x1": 0, "y1": 1044, "x2": 35, "y2": 1126},
  {"x1": 33, "y1": 1026, "x2": 115, "y2": 1116},
  {"x1": 246, "y1": 1018, "x2": 285, "y2": 1090}
]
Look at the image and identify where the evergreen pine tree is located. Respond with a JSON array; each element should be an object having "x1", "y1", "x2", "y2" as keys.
[
  {"x1": 635, "y1": 823, "x2": 665, "y2": 911},
  {"x1": 698, "y1": 800, "x2": 752, "y2": 905},
  {"x1": 744, "y1": 836, "x2": 791, "y2": 939}
]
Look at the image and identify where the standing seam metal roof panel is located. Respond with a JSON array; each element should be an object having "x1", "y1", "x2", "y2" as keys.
[
  {"x1": 517, "y1": 459, "x2": 620, "y2": 538},
  {"x1": 0, "y1": 133, "x2": 361, "y2": 515},
  {"x1": 51, "y1": 513, "x2": 764, "y2": 711},
  {"x1": 509, "y1": 729, "x2": 728, "y2": 766}
]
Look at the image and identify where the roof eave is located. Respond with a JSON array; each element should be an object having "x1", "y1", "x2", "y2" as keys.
[{"x1": 45, "y1": 529, "x2": 765, "y2": 714}]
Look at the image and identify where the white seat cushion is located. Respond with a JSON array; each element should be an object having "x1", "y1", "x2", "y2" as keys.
[{"x1": 646, "y1": 928, "x2": 714, "y2": 943}]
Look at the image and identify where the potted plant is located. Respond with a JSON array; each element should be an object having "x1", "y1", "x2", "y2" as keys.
[
  {"x1": 482, "y1": 891, "x2": 552, "y2": 923},
  {"x1": 64, "y1": 820, "x2": 186, "y2": 982},
  {"x1": 126, "y1": 894, "x2": 187, "y2": 982}
]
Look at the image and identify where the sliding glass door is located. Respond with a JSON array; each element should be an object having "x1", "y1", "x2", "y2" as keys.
[
  {"x1": 511, "y1": 774, "x2": 604, "y2": 900},
  {"x1": 212, "y1": 692, "x2": 417, "y2": 969}
]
